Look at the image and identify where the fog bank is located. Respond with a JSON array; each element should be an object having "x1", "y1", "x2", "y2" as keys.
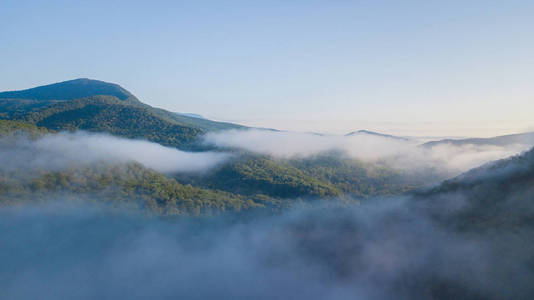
[
  {"x1": 1, "y1": 197, "x2": 532, "y2": 300},
  {"x1": 0, "y1": 132, "x2": 229, "y2": 173},
  {"x1": 204, "y1": 129, "x2": 530, "y2": 174}
]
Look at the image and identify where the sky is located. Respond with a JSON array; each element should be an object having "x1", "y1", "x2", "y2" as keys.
[{"x1": 1, "y1": 0, "x2": 533, "y2": 137}]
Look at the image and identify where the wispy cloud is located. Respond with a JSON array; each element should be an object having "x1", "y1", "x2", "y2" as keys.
[
  {"x1": 204, "y1": 129, "x2": 531, "y2": 175},
  {"x1": 0, "y1": 132, "x2": 229, "y2": 173}
]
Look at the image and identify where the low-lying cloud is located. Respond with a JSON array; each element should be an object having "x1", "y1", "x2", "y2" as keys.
[
  {"x1": 1, "y1": 195, "x2": 532, "y2": 300},
  {"x1": 2, "y1": 131, "x2": 533, "y2": 300},
  {"x1": 204, "y1": 129, "x2": 531, "y2": 175},
  {"x1": 0, "y1": 132, "x2": 229, "y2": 173}
]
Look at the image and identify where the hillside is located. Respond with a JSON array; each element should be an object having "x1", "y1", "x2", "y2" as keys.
[
  {"x1": 416, "y1": 146, "x2": 534, "y2": 230},
  {"x1": 0, "y1": 121, "x2": 278, "y2": 216},
  {"x1": 0, "y1": 80, "x2": 425, "y2": 203},
  {"x1": 21, "y1": 96, "x2": 205, "y2": 149},
  {"x1": 178, "y1": 153, "x2": 415, "y2": 198},
  {"x1": 176, "y1": 155, "x2": 345, "y2": 199},
  {"x1": 0, "y1": 119, "x2": 50, "y2": 137},
  {"x1": 0, "y1": 161, "x2": 280, "y2": 216},
  {"x1": 0, "y1": 79, "x2": 244, "y2": 148},
  {"x1": 0, "y1": 119, "x2": 419, "y2": 213}
]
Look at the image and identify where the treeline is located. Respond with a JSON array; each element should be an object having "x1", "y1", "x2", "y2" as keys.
[
  {"x1": 0, "y1": 119, "x2": 419, "y2": 216},
  {"x1": 0, "y1": 119, "x2": 51, "y2": 137},
  {"x1": 0, "y1": 162, "x2": 282, "y2": 216},
  {"x1": 19, "y1": 96, "x2": 205, "y2": 149},
  {"x1": 2, "y1": 95, "x2": 246, "y2": 150},
  {"x1": 289, "y1": 154, "x2": 419, "y2": 196},
  {"x1": 0, "y1": 120, "x2": 278, "y2": 216},
  {"x1": 415, "y1": 146, "x2": 534, "y2": 230},
  {"x1": 176, "y1": 153, "x2": 419, "y2": 200}
]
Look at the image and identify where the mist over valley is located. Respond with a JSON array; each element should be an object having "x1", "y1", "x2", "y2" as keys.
[{"x1": 0, "y1": 78, "x2": 533, "y2": 299}]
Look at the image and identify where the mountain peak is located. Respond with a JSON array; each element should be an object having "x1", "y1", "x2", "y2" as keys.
[{"x1": 0, "y1": 78, "x2": 136, "y2": 101}]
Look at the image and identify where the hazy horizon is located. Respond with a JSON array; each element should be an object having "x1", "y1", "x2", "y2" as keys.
[
  {"x1": 2, "y1": 0, "x2": 533, "y2": 137},
  {"x1": 2, "y1": 77, "x2": 533, "y2": 138}
]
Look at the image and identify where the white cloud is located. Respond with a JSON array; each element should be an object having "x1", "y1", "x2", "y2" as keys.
[
  {"x1": 0, "y1": 132, "x2": 229, "y2": 173},
  {"x1": 204, "y1": 129, "x2": 531, "y2": 175}
]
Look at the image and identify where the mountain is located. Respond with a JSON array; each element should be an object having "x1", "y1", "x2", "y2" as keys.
[
  {"x1": 2, "y1": 120, "x2": 533, "y2": 299},
  {"x1": 0, "y1": 160, "x2": 280, "y2": 216},
  {"x1": 0, "y1": 79, "x2": 424, "y2": 204},
  {"x1": 0, "y1": 118, "x2": 420, "y2": 211},
  {"x1": 416, "y1": 146, "x2": 534, "y2": 230},
  {"x1": 423, "y1": 131, "x2": 534, "y2": 148},
  {"x1": 0, "y1": 79, "x2": 244, "y2": 149},
  {"x1": 346, "y1": 129, "x2": 410, "y2": 141},
  {"x1": 0, "y1": 78, "x2": 137, "y2": 101}
]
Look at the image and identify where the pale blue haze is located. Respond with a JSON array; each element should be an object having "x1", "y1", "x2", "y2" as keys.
[{"x1": 1, "y1": 0, "x2": 533, "y2": 136}]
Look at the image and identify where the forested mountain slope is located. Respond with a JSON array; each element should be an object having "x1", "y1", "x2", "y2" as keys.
[
  {"x1": 416, "y1": 146, "x2": 534, "y2": 230},
  {"x1": 177, "y1": 153, "x2": 415, "y2": 199},
  {"x1": 0, "y1": 119, "x2": 50, "y2": 137},
  {"x1": 0, "y1": 80, "x2": 430, "y2": 204},
  {"x1": 0, "y1": 162, "x2": 278, "y2": 216},
  {"x1": 21, "y1": 96, "x2": 205, "y2": 149},
  {"x1": 0, "y1": 79, "x2": 244, "y2": 148}
]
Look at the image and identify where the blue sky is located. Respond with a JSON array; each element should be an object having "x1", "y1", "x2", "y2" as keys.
[{"x1": 1, "y1": 0, "x2": 533, "y2": 136}]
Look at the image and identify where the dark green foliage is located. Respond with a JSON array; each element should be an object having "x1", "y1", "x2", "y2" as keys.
[
  {"x1": 289, "y1": 154, "x2": 418, "y2": 196},
  {"x1": 416, "y1": 147, "x2": 534, "y2": 230},
  {"x1": 0, "y1": 78, "x2": 136, "y2": 101},
  {"x1": 176, "y1": 153, "x2": 421, "y2": 199},
  {"x1": 176, "y1": 155, "x2": 344, "y2": 198},
  {"x1": 0, "y1": 162, "x2": 278, "y2": 216},
  {"x1": 175, "y1": 154, "x2": 419, "y2": 199},
  {"x1": 23, "y1": 96, "x2": 204, "y2": 149},
  {"x1": 0, "y1": 99, "x2": 64, "y2": 119},
  {"x1": 0, "y1": 119, "x2": 50, "y2": 137}
]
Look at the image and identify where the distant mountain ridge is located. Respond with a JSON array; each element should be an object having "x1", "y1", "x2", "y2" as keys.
[
  {"x1": 423, "y1": 131, "x2": 534, "y2": 148},
  {"x1": 346, "y1": 129, "x2": 410, "y2": 141}
]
